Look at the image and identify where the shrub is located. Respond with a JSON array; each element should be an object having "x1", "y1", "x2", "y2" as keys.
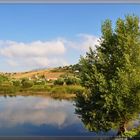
[
  {"x1": 50, "y1": 86, "x2": 66, "y2": 94},
  {"x1": 50, "y1": 85, "x2": 84, "y2": 95},
  {"x1": 21, "y1": 79, "x2": 34, "y2": 88},
  {"x1": 65, "y1": 85, "x2": 85, "y2": 94},
  {"x1": 54, "y1": 78, "x2": 64, "y2": 85},
  {"x1": 65, "y1": 76, "x2": 81, "y2": 85},
  {"x1": 65, "y1": 77, "x2": 74, "y2": 85},
  {"x1": 0, "y1": 75, "x2": 9, "y2": 84},
  {"x1": 12, "y1": 80, "x2": 21, "y2": 87}
]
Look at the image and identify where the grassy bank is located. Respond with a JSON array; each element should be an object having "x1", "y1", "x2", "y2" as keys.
[
  {"x1": 0, "y1": 67, "x2": 83, "y2": 99},
  {"x1": 0, "y1": 84, "x2": 84, "y2": 99}
]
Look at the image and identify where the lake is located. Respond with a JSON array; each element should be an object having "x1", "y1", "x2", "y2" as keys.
[{"x1": 0, "y1": 95, "x2": 115, "y2": 136}]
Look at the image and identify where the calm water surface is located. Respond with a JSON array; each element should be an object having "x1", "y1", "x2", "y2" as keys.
[{"x1": 0, "y1": 96, "x2": 115, "y2": 136}]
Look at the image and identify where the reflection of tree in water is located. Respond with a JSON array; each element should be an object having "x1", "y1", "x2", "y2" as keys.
[
  {"x1": 75, "y1": 92, "x2": 138, "y2": 139},
  {"x1": 75, "y1": 91, "x2": 117, "y2": 133}
]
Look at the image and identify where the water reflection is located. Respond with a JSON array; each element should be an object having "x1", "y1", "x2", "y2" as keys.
[
  {"x1": 0, "y1": 96, "x2": 94, "y2": 136},
  {"x1": 0, "y1": 96, "x2": 77, "y2": 127}
]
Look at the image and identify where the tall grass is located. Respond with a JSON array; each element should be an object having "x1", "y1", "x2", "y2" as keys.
[
  {"x1": 50, "y1": 85, "x2": 84, "y2": 94},
  {"x1": 0, "y1": 81, "x2": 84, "y2": 99}
]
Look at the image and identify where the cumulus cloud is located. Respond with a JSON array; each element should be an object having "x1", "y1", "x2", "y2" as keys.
[
  {"x1": 0, "y1": 40, "x2": 65, "y2": 58},
  {"x1": 22, "y1": 57, "x2": 68, "y2": 68},
  {"x1": 0, "y1": 39, "x2": 68, "y2": 70},
  {"x1": 64, "y1": 33, "x2": 99, "y2": 51},
  {"x1": 77, "y1": 33, "x2": 99, "y2": 51},
  {"x1": 0, "y1": 34, "x2": 99, "y2": 71}
]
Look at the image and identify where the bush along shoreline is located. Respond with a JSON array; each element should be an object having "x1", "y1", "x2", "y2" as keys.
[{"x1": 0, "y1": 74, "x2": 84, "y2": 99}]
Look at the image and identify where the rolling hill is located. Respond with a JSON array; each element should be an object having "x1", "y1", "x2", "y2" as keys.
[{"x1": 10, "y1": 68, "x2": 66, "y2": 80}]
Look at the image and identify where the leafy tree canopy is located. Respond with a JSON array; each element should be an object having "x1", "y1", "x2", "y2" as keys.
[
  {"x1": 0, "y1": 75, "x2": 9, "y2": 84},
  {"x1": 75, "y1": 15, "x2": 140, "y2": 135}
]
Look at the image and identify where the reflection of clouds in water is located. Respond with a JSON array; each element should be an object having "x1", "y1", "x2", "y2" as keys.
[{"x1": 0, "y1": 96, "x2": 79, "y2": 128}]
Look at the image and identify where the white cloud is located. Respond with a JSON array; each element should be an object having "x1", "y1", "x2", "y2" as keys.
[
  {"x1": 77, "y1": 33, "x2": 99, "y2": 51},
  {"x1": 0, "y1": 39, "x2": 68, "y2": 70},
  {"x1": 0, "y1": 40, "x2": 65, "y2": 58},
  {"x1": 0, "y1": 34, "x2": 99, "y2": 71},
  {"x1": 64, "y1": 33, "x2": 99, "y2": 51},
  {"x1": 23, "y1": 57, "x2": 68, "y2": 68}
]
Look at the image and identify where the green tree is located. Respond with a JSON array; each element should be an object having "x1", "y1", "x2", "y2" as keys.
[
  {"x1": 21, "y1": 78, "x2": 34, "y2": 88},
  {"x1": 64, "y1": 76, "x2": 81, "y2": 85},
  {"x1": 75, "y1": 15, "x2": 140, "y2": 136},
  {"x1": 0, "y1": 75, "x2": 9, "y2": 84},
  {"x1": 12, "y1": 80, "x2": 21, "y2": 87},
  {"x1": 54, "y1": 78, "x2": 64, "y2": 85}
]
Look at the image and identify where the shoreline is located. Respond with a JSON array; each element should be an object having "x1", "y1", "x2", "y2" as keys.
[{"x1": 0, "y1": 85, "x2": 82, "y2": 99}]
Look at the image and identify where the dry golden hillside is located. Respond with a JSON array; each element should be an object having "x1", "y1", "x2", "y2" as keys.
[{"x1": 10, "y1": 68, "x2": 66, "y2": 80}]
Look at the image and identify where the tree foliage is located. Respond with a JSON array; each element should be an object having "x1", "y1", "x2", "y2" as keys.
[
  {"x1": 54, "y1": 78, "x2": 64, "y2": 85},
  {"x1": 75, "y1": 15, "x2": 140, "y2": 135},
  {"x1": 21, "y1": 78, "x2": 34, "y2": 88},
  {"x1": 65, "y1": 76, "x2": 81, "y2": 85},
  {"x1": 0, "y1": 75, "x2": 9, "y2": 84}
]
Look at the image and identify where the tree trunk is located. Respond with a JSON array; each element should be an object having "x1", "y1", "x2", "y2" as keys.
[{"x1": 117, "y1": 122, "x2": 127, "y2": 136}]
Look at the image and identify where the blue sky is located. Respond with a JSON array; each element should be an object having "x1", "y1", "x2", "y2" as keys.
[{"x1": 0, "y1": 4, "x2": 140, "y2": 72}]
